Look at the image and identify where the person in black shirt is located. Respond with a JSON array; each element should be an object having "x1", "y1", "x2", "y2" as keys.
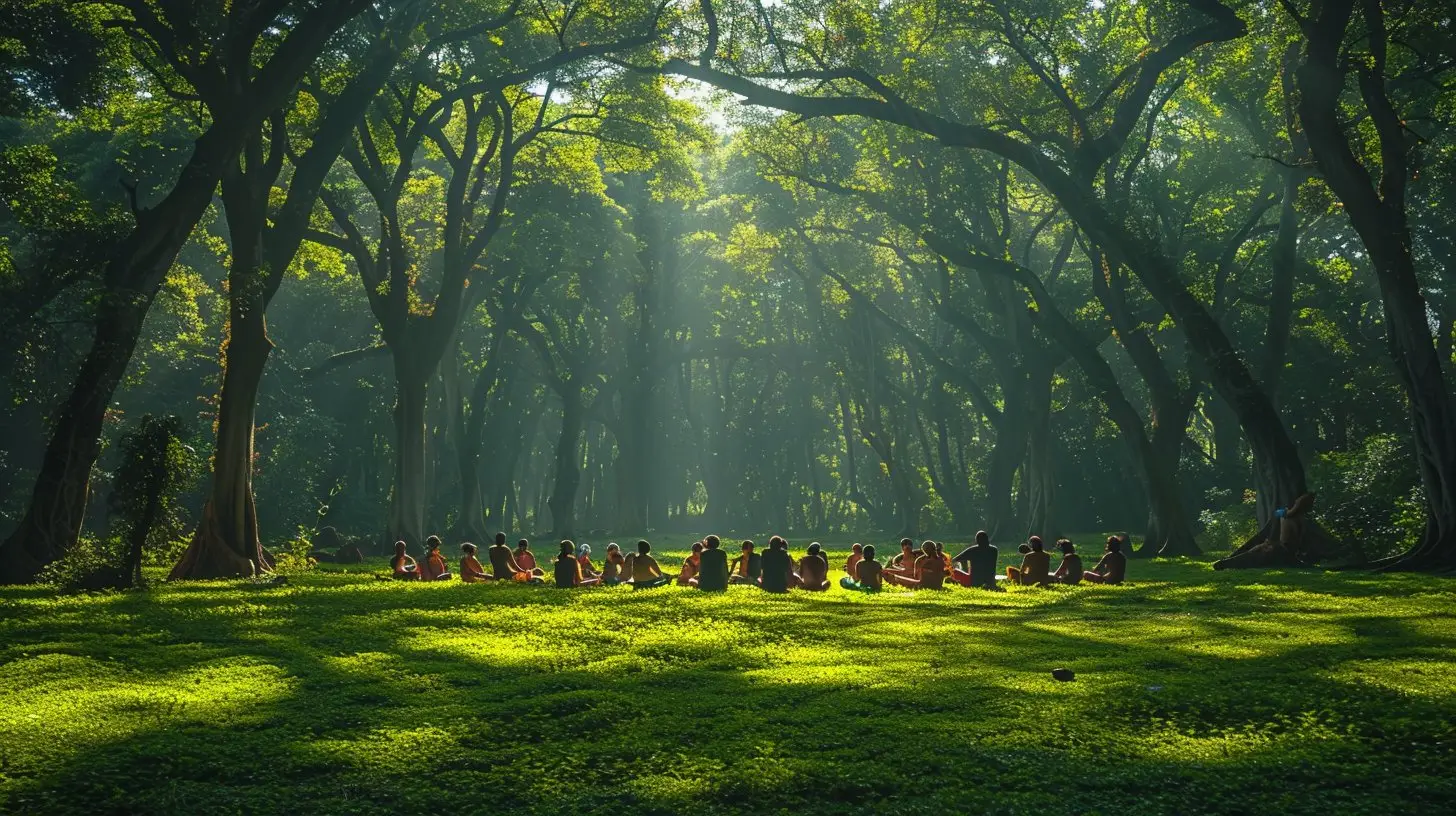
[
  {"x1": 693, "y1": 535, "x2": 729, "y2": 591},
  {"x1": 951, "y1": 531, "x2": 1002, "y2": 590},
  {"x1": 759, "y1": 536, "x2": 792, "y2": 593}
]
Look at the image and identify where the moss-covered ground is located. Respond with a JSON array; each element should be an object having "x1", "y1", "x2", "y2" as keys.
[{"x1": 2, "y1": 544, "x2": 1454, "y2": 815}]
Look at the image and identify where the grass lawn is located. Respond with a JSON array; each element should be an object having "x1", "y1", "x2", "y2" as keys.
[{"x1": 2, "y1": 543, "x2": 1454, "y2": 815}]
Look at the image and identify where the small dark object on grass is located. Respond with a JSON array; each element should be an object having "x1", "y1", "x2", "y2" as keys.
[{"x1": 1052, "y1": 668, "x2": 1075, "y2": 682}]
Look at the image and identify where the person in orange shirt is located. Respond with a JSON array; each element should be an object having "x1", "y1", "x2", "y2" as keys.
[
  {"x1": 391, "y1": 541, "x2": 421, "y2": 581},
  {"x1": 513, "y1": 539, "x2": 544, "y2": 576},
  {"x1": 419, "y1": 535, "x2": 453, "y2": 581},
  {"x1": 1006, "y1": 536, "x2": 1052, "y2": 586},
  {"x1": 459, "y1": 543, "x2": 494, "y2": 583},
  {"x1": 677, "y1": 541, "x2": 704, "y2": 585}
]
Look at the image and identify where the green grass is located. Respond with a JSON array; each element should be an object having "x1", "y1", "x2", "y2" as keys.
[{"x1": 2, "y1": 544, "x2": 1454, "y2": 815}]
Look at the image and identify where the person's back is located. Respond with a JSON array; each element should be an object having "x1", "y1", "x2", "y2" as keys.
[
  {"x1": 915, "y1": 553, "x2": 946, "y2": 589},
  {"x1": 1009, "y1": 537, "x2": 1051, "y2": 586},
  {"x1": 487, "y1": 533, "x2": 518, "y2": 579},
  {"x1": 696, "y1": 536, "x2": 729, "y2": 591},
  {"x1": 799, "y1": 544, "x2": 829, "y2": 590},
  {"x1": 760, "y1": 544, "x2": 791, "y2": 592},
  {"x1": 856, "y1": 556, "x2": 883, "y2": 589},
  {"x1": 554, "y1": 552, "x2": 579, "y2": 588},
  {"x1": 968, "y1": 543, "x2": 998, "y2": 588}
]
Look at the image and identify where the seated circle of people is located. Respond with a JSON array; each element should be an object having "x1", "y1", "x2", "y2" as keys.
[
  {"x1": 1083, "y1": 536, "x2": 1127, "y2": 584},
  {"x1": 383, "y1": 531, "x2": 1126, "y2": 591},
  {"x1": 693, "y1": 535, "x2": 730, "y2": 591},
  {"x1": 840, "y1": 544, "x2": 883, "y2": 591},
  {"x1": 729, "y1": 540, "x2": 762, "y2": 585}
]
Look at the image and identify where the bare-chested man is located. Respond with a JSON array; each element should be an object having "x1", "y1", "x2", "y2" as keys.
[
  {"x1": 1083, "y1": 536, "x2": 1127, "y2": 584},
  {"x1": 1007, "y1": 536, "x2": 1052, "y2": 586}
]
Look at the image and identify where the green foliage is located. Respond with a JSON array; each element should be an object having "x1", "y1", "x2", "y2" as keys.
[
  {"x1": 1310, "y1": 435, "x2": 1425, "y2": 561},
  {"x1": 1196, "y1": 491, "x2": 1259, "y2": 553},
  {"x1": 2, "y1": 553, "x2": 1454, "y2": 814}
]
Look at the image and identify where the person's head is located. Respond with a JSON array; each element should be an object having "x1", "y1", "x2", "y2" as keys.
[
  {"x1": 425, "y1": 535, "x2": 441, "y2": 552},
  {"x1": 1289, "y1": 492, "x2": 1316, "y2": 518},
  {"x1": 560, "y1": 540, "x2": 575, "y2": 557},
  {"x1": 494, "y1": 532, "x2": 506, "y2": 546},
  {"x1": 516, "y1": 539, "x2": 530, "y2": 552},
  {"x1": 975, "y1": 530, "x2": 990, "y2": 547},
  {"x1": 1058, "y1": 538, "x2": 1075, "y2": 555},
  {"x1": 863, "y1": 544, "x2": 877, "y2": 561},
  {"x1": 807, "y1": 542, "x2": 822, "y2": 557},
  {"x1": 393, "y1": 540, "x2": 407, "y2": 557},
  {"x1": 934, "y1": 541, "x2": 945, "y2": 555},
  {"x1": 606, "y1": 542, "x2": 620, "y2": 556},
  {"x1": 691, "y1": 541, "x2": 704, "y2": 554},
  {"x1": 638, "y1": 539, "x2": 651, "y2": 556},
  {"x1": 769, "y1": 535, "x2": 786, "y2": 550},
  {"x1": 921, "y1": 540, "x2": 936, "y2": 558},
  {"x1": 741, "y1": 540, "x2": 755, "y2": 553},
  {"x1": 1029, "y1": 536, "x2": 1044, "y2": 552},
  {"x1": 851, "y1": 542, "x2": 863, "y2": 554},
  {"x1": 462, "y1": 542, "x2": 477, "y2": 555},
  {"x1": 578, "y1": 543, "x2": 592, "y2": 558},
  {"x1": 705, "y1": 534, "x2": 721, "y2": 550},
  {"x1": 900, "y1": 538, "x2": 914, "y2": 552},
  {"x1": 1018, "y1": 543, "x2": 1033, "y2": 554},
  {"x1": 1106, "y1": 535, "x2": 1122, "y2": 553}
]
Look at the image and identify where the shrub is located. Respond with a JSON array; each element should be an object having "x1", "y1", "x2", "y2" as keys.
[{"x1": 1310, "y1": 434, "x2": 1424, "y2": 561}]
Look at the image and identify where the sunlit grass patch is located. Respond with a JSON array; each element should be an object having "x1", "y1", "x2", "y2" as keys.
[{"x1": 1, "y1": 557, "x2": 1454, "y2": 815}]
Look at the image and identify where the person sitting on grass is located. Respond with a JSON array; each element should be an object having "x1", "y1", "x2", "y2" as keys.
[
  {"x1": 883, "y1": 538, "x2": 916, "y2": 580},
  {"x1": 677, "y1": 541, "x2": 704, "y2": 586},
  {"x1": 488, "y1": 533, "x2": 538, "y2": 582},
  {"x1": 419, "y1": 536, "x2": 453, "y2": 581},
  {"x1": 759, "y1": 536, "x2": 793, "y2": 593},
  {"x1": 798, "y1": 543, "x2": 830, "y2": 591},
  {"x1": 391, "y1": 540, "x2": 422, "y2": 580},
  {"x1": 629, "y1": 540, "x2": 672, "y2": 588},
  {"x1": 1007, "y1": 536, "x2": 1051, "y2": 586},
  {"x1": 1083, "y1": 536, "x2": 1127, "y2": 584},
  {"x1": 844, "y1": 543, "x2": 864, "y2": 584},
  {"x1": 577, "y1": 543, "x2": 599, "y2": 581},
  {"x1": 693, "y1": 535, "x2": 729, "y2": 591},
  {"x1": 514, "y1": 539, "x2": 543, "y2": 574},
  {"x1": 1051, "y1": 539, "x2": 1083, "y2": 585},
  {"x1": 951, "y1": 531, "x2": 1001, "y2": 590},
  {"x1": 840, "y1": 544, "x2": 883, "y2": 591},
  {"x1": 554, "y1": 540, "x2": 600, "y2": 588},
  {"x1": 602, "y1": 543, "x2": 626, "y2": 585},
  {"x1": 936, "y1": 541, "x2": 952, "y2": 575},
  {"x1": 459, "y1": 543, "x2": 494, "y2": 583},
  {"x1": 892, "y1": 541, "x2": 947, "y2": 589},
  {"x1": 730, "y1": 540, "x2": 762, "y2": 585},
  {"x1": 952, "y1": 531, "x2": 1002, "y2": 590}
]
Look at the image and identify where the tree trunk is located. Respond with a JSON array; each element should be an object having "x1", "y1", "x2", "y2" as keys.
[
  {"x1": 169, "y1": 302, "x2": 274, "y2": 579},
  {"x1": 389, "y1": 364, "x2": 429, "y2": 548},
  {"x1": 547, "y1": 390, "x2": 584, "y2": 537},
  {"x1": 1262, "y1": 167, "x2": 1301, "y2": 403}
]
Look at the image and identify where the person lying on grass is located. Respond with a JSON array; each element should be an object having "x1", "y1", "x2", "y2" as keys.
[
  {"x1": 1007, "y1": 537, "x2": 1051, "y2": 586},
  {"x1": 1051, "y1": 539, "x2": 1082, "y2": 585},
  {"x1": 798, "y1": 543, "x2": 830, "y2": 591},
  {"x1": 459, "y1": 543, "x2": 494, "y2": 583},
  {"x1": 840, "y1": 544, "x2": 884, "y2": 591},
  {"x1": 677, "y1": 541, "x2": 704, "y2": 586},
  {"x1": 950, "y1": 531, "x2": 1001, "y2": 590},
  {"x1": 391, "y1": 541, "x2": 421, "y2": 580},
  {"x1": 693, "y1": 535, "x2": 729, "y2": 591},
  {"x1": 759, "y1": 536, "x2": 794, "y2": 593},
  {"x1": 629, "y1": 540, "x2": 672, "y2": 588},
  {"x1": 602, "y1": 543, "x2": 626, "y2": 585},
  {"x1": 1083, "y1": 536, "x2": 1127, "y2": 584},
  {"x1": 883, "y1": 538, "x2": 916, "y2": 581},
  {"x1": 729, "y1": 540, "x2": 762, "y2": 585},
  {"x1": 514, "y1": 539, "x2": 543, "y2": 575},
  {"x1": 844, "y1": 543, "x2": 863, "y2": 585},
  {"x1": 488, "y1": 533, "x2": 540, "y2": 582},
  {"x1": 554, "y1": 540, "x2": 600, "y2": 588},
  {"x1": 890, "y1": 541, "x2": 947, "y2": 589},
  {"x1": 420, "y1": 536, "x2": 453, "y2": 581}
]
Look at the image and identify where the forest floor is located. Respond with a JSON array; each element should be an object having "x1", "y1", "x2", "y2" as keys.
[{"x1": 2, "y1": 544, "x2": 1454, "y2": 816}]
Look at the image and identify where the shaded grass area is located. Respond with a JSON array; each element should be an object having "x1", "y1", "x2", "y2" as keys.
[{"x1": 2, "y1": 546, "x2": 1454, "y2": 815}]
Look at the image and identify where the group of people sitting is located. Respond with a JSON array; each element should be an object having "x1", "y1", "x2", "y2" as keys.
[{"x1": 390, "y1": 530, "x2": 1128, "y2": 592}]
